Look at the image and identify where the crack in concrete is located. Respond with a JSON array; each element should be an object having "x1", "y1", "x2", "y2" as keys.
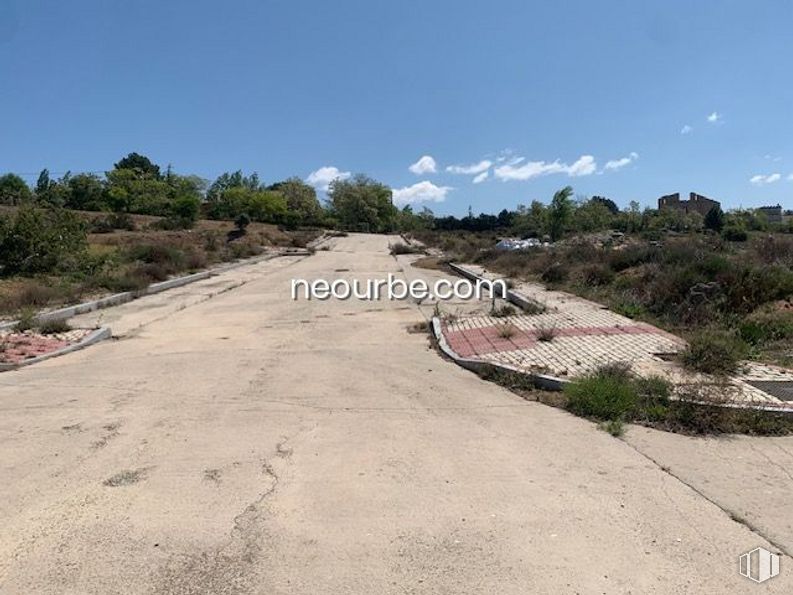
[{"x1": 622, "y1": 439, "x2": 791, "y2": 557}]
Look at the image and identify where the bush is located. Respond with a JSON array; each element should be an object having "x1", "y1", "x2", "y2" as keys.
[
  {"x1": 390, "y1": 242, "x2": 420, "y2": 255},
  {"x1": 171, "y1": 195, "x2": 200, "y2": 227},
  {"x1": 14, "y1": 308, "x2": 37, "y2": 332},
  {"x1": 680, "y1": 329, "x2": 748, "y2": 375},
  {"x1": 234, "y1": 213, "x2": 251, "y2": 232},
  {"x1": 124, "y1": 244, "x2": 185, "y2": 269},
  {"x1": 490, "y1": 304, "x2": 516, "y2": 318},
  {"x1": 541, "y1": 262, "x2": 568, "y2": 283},
  {"x1": 722, "y1": 224, "x2": 748, "y2": 242},
  {"x1": 607, "y1": 245, "x2": 658, "y2": 272},
  {"x1": 0, "y1": 207, "x2": 87, "y2": 276},
  {"x1": 581, "y1": 264, "x2": 615, "y2": 286},
  {"x1": 564, "y1": 364, "x2": 638, "y2": 421},
  {"x1": 739, "y1": 309, "x2": 793, "y2": 346},
  {"x1": 98, "y1": 270, "x2": 150, "y2": 293},
  {"x1": 38, "y1": 318, "x2": 71, "y2": 334}
]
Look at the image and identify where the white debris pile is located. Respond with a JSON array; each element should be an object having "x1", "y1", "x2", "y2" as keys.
[{"x1": 494, "y1": 238, "x2": 549, "y2": 251}]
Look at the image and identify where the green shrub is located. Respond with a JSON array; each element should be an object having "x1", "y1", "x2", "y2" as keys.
[
  {"x1": 680, "y1": 329, "x2": 748, "y2": 375},
  {"x1": 739, "y1": 309, "x2": 793, "y2": 346},
  {"x1": 38, "y1": 318, "x2": 71, "y2": 334},
  {"x1": 564, "y1": 365, "x2": 638, "y2": 421},
  {"x1": 613, "y1": 299, "x2": 645, "y2": 319},
  {"x1": 607, "y1": 245, "x2": 657, "y2": 272},
  {"x1": 98, "y1": 270, "x2": 150, "y2": 293},
  {"x1": 234, "y1": 213, "x2": 251, "y2": 232},
  {"x1": 722, "y1": 224, "x2": 748, "y2": 242},
  {"x1": 0, "y1": 207, "x2": 87, "y2": 276},
  {"x1": 599, "y1": 419, "x2": 624, "y2": 437},
  {"x1": 124, "y1": 244, "x2": 185, "y2": 269},
  {"x1": 14, "y1": 308, "x2": 37, "y2": 332}
]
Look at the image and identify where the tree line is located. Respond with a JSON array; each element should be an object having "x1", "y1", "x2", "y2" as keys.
[
  {"x1": 0, "y1": 153, "x2": 787, "y2": 239},
  {"x1": 0, "y1": 153, "x2": 409, "y2": 232}
]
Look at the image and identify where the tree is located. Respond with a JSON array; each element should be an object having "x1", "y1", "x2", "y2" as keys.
[
  {"x1": 0, "y1": 206, "x2": 87, "y2": 276},
  {"x1": 105, "y1": 168, "x2": 171, "y2": 215},
  {"x1": 590, "y1": 196, "x2": 619, "y2": 215},
  {"x1": 573, "y1": 198, "x2": 613, "y2": 232},
  {"x1": 36, "y1": 171, "x2": 72, "y2": 207},
  {"x1": 206, "y1": 171, "x2": 264, "y2": 220},
  {"x1": 328, "y1": 174, "x2": 396, "y2": 232},
  {"x1": 0, "y1": 173, "x2": 32, "y2": 205},
  {"x1": 35, "y1": 169, "x2": 51, "y2": 196},
  {"x1": 269, "y1": 177, "x2": 323, "y2": 224},
  {"x1": 549, "y1": 186, "x2": 574, "y2": 241},
  {"x1": 67, "y1": 173, "x2": 106, "y2": 211},
  {"x1": 704, "y1": 205, "x2": 725, "y2": 232},
  {"x1": 170, "y1": 195, "x2": 201, "y2": 228},
  {"x1": 513, "y1": 201, "x2": 548, "y2": 238},
  {"x1": 246, "y1": 190, "x2": 287, "y2": 223},
  {"x1": 114, "y1": 152, "x2": 161, "y2": 178}
]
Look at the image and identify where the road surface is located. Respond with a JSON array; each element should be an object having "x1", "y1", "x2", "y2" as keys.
[{"x1": 1, "y1": 233, "x2": 790, "y2": 593}]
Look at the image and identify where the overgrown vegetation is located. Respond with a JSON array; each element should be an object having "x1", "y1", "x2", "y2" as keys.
[
  {"x1": 680, "y1": 329, "x2": 748, "y2": 375},
  {"x1": 416, "y1": 221, "x2": 793, "y2": 367},
  {"x1": 564, "y1": 364, "x2": 793, "y2": 435},
  {"x1": 0, "y1": 205, "x2": 314, "y2": 318}
]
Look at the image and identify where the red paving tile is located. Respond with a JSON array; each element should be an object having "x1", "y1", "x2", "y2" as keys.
[
  {"x1": 0, "y1": 333, "x2": 72, "y2": 365},
  {"x1": 444, "y1": 322, "x2": 672, "y2": 357}
]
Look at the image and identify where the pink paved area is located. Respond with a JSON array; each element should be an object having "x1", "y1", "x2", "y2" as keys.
[
  {"x1": 0, "y1": 329, "x2": 90, "y2": 365},
  {"x1": 441, "y1": 312, "x2": 685, "y2": 379},
  {"x1": 438, "y1": 263, "x2": 793, "y2": 409}
]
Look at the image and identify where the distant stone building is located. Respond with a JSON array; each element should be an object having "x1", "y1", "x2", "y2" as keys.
[
  {"x1": 658, "y1": 192, "x2": 720, "y2": 217},
  {"x1": 757, "y1": 204, "x2": 783, "y2": 224}
]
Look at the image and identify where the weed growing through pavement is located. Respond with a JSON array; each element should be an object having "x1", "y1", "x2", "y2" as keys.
[
  {"x1": 536, "y1": 324, "x2": 558, "y2": 342},
  {"x1": 497, "y1": 323, "x2": 517, "y2": 339}
]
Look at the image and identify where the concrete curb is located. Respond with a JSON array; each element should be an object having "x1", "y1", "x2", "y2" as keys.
[
  {"x1": 447, "y1": 262, "x2": 545, "y2": 312},
  {"x1": 431, "y1": 316, "x2": 567, "y2": 391},
  {"x1": 0, "y1": 326, "x2": 112, "y2": 372},
  {"x1": 0, "y1": 249, "x2": 307, "y2": 332}
]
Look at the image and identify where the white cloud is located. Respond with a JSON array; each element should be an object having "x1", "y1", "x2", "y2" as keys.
[
  {"x1": 391, "y1": 181, "x2": 452, "y2": 205},
  {"x1": 788, "y1": 173, "x2": 793, "y2": 181},
  {"x1": 446, "y1": 160, "x2": 492, "y2": 175},
  {"x1": 681, "y1": 124, "x2": 693, "y2": 135},
  {"x1": 306, "y1": 166, "x2": 351, "y2": 191},
  {"x1": 567, "y1": 155, "x2": 597, "y2": 176},
  {"x1": 494, "y1": 154, "x2": 598, "y2": 181},
  {"x1": 750, "y1": 173, "x2": 781, "y2": 186},
  {"x1": 604, "y1": 152, "x2": 639, "y2": 172},
  {"x1": 472, "y1": 171, "x2": 489, "y2": 184},
  {"x1": 494, "y1": 160, "x2": 564, "y2": 181},
  {"x1": 707, "y1": 111, "x2": 722, "y2": 123},
  {"x1": 408, "y1": 155, "x2": 437, "y2": 175}
]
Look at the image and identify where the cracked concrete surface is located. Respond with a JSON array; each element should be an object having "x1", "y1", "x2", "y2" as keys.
[{"x1": 1, "y1": 233, "x2": 792, "y2": 593}]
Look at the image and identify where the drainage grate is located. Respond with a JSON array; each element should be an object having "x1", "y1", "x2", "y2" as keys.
[{"x1": 747, "y1": 381, "x2": 793, "y2": 402}]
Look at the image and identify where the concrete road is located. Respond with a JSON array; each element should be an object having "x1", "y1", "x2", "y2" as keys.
[{"x1": 0, "y1": 233, "x2": 790, "y2": 594}]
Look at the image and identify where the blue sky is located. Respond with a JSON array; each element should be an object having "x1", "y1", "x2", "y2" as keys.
[{"x1": 1, "y1": 0, "x2": 791, "y2": 215}]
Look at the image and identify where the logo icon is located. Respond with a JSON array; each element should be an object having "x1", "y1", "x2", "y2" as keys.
[{"x1": 739, "y1": 547, "x2": 780, "y2": 583}]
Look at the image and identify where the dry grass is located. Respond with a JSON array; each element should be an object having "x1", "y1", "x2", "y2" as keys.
[
  {"x1": 536, "y1": 324, "x2": 558, "y2": 342},
  {"x1": 497, "y1": 323, "x2": 517, "y2": 339}
]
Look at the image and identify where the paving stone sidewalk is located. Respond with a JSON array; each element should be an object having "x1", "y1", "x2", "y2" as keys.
[
  {"x1": 439, "y1": 264, "x2": 793, "y2": 410},
  {"x1": 0, "y1": 329, "x2": 91, "y2": 365}
]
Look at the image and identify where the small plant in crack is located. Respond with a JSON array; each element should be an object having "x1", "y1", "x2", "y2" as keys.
[
  {"x1": 490, "y1": 303, "x2": 516, "y2": 318},
  {"x1": 536, "y1": 324, "x2": 558, "y2": 342},
  {"x1": 497, "y1": 323, "x2": 517, "y2": 339}
]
